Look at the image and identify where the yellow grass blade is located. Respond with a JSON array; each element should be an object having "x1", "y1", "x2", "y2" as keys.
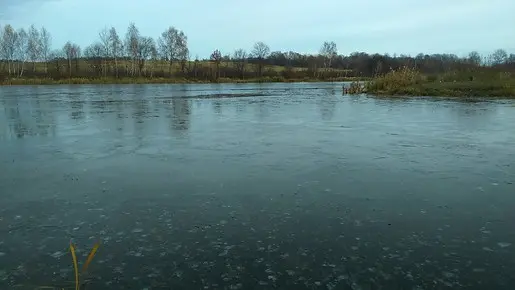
[
  {"x1": 69, "y1": 241, "x2": 79, "y2": 290},
  {"x1": 81, "y1": 241, "x2": 100, "y2": 274}
]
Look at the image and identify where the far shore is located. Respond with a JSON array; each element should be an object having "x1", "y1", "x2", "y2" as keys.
[
  {"x1": 0, "y1": 77, "x2": 363, "y2": 86},
  {"x1": 2, "y1": 75, "x2": 514, "y2": 99}
]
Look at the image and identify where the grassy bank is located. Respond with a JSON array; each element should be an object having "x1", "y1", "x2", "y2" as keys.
[
  {"x1": 0, "y1": 59, "x2": 355, "y2": 86},
  {"x1": 0, "y1": 76, "x2": 362, "y2": 86},
  {"x1": 362, "y1": 67, "x2": 515, "y2": 98},
  {"x1": 0, "y1": 76, "x2": 356, "y2": 86}
]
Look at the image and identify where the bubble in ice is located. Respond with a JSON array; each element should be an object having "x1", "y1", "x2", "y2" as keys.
[
  {"x1": 497, "y1": 242, "x2": 511, "y2": 248},
  {"x1": 50, "y1": 251, "x2": 65, "y2": 258}
]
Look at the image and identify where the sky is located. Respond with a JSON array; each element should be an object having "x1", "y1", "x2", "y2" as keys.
[{"x1": 0, "y1": 0, "x2": 514, "y2": 59}]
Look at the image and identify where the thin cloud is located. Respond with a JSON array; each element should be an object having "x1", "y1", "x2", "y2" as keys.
[{"x1": 0, "y1": 0, "x2": 513, "y2": 58}]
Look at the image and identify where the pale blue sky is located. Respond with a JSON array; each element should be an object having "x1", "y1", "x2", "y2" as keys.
[{"x1": 1, "y1": 0, "x2": 514, "y2": 58}]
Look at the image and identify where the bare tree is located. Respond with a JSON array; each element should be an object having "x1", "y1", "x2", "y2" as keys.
[
  {"x1": 374, "y1": 61, "x2": 383, "y2": 77},
  {"x1": 320, "y1": 41, "x2": 337, "y2": 77},
  {"x1": 490, "y1": 49, "x2": 508, "y2": 65},
  {"x1": 63, "y1": 42, "x2": 80, "y2": 77},
  {"x1": 149, "y1": 40, "x2": 159, "y2": 78},
  {"x1": 49, "y1": 49, "x2": 63, "y2": 75},
  {"x1": 63, "y1": 42, "x2": 73, "y2": 77},
  {"x1": 158, "y1": 27, "x2": 181, "y2": 75},
  {"x1": 193, "y1": 55, "x2": 199, "y2": 78},
  {"x1": 233, "y1": 49, "x2": 247, "y2": 78},
  {"x1": 84, "y1": 42, "x2": 104, "y2": 75},
  {"x1": 468, "y1": 51, "x2": 481, "y2": 66},
  {"x1": 72, "y1": 44, "x2": 81, "y2": 74},
  {"x1": 1, "y1": 25, "x2": 17, "y2": 75},
  {"x1": 108, "y1": 27, "x2": 122, "y2": 78},
  {"x1": 176, "y1": 31, "x2": 189, "y2": 74},
  {"x1": 125, "y1": 22, "x2": 140, "y2": 76},
  {"x1": 509, "y1": 54, "x2": 515, "y2": 65},
  {"x1": 40, "y1": 27, "x2": 51, "y2": 74},
  {"x1": 210, "y1": 49, "x2": 222, "y2": 80},
  {"x1": 27, "y1": 24, "x2": 41, "y2": 72},
  {"x1": 285, "y1": 51, "x2": 296, "y2": 67},
  {"x1": 99, "y1": 27, "x2": 110, "y2": 76},
  {"x1": 137, "y1": 36, "x2": 155, "y2": 76},
  {"x1": 16, "y1": 28, "x2": 28, "y2": 77},
  {"x1": 251, "y1": 41, "x2": 270, "y2": 77}
]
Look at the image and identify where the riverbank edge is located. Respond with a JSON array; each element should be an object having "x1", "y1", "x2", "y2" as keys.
[
  {"x1": 0, "y1": 77, "x2": 365, "y2": 86},
  {"x1": 365, "y1": 84, "x2": 515, "y2": 98},
  {"x1": 3, "y1": 77, "x2": 514, "y2": 99}
]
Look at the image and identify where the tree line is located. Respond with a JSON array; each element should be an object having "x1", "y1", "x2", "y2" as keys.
[{"x1": 1, "y1": 23, "x2": 514, "y2": 81}]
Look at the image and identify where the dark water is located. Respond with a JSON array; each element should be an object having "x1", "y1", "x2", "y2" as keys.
[{"x1": 1, "y1": 83, "x2": 514, "y2": 289}]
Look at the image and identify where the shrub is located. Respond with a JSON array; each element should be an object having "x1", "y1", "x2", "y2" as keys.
[{"x1": 366, "y1": 66, "x2": 425, "y2": 92}]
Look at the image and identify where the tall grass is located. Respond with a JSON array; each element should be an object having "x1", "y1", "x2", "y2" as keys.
[
  {"x1": 29, "y1": 241, "x2": 100, "y2": 290},
  {"x1": 365, "y1": 66, "x2": 425, "y2": 94},
  {"x1": 363, "y1": 66, "x2": 515, "y2": 97},
  {"x1": 69, "y1": 240, "x2": 100, "y2": 290}
]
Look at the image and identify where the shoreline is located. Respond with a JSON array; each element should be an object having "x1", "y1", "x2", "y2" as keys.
[
  {"x1": 0, "y1": 77, "x2": 362, "y2": 86},
  {"x1": 2, "y1": 77, "x2": 514, "y2": 99},
  {"x1": 365, "y1": 83, "x2": 515, "y2": 98},
  {"x1": 345, "y1": 67, "x2": 515, "y2": 98}
]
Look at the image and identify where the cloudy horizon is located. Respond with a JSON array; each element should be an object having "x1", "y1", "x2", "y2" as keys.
[{"x1": 1, "y1": 0, "x2": 514, "y2": 58}]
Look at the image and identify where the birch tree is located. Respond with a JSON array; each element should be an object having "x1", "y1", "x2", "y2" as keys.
[
  {"x1": 99, "y1": 27, "x2": 110, "y2": 76},
  {"x1": 40, "y1": 27, "x2": 51, "y2": 73},
  {"x1": 176, "y1": 31, "x2": 189, "y2": 74},
  {"x1": 27, "y1": 24, "x2": 41, "y2": 72},
  {"x1": 1, "y1": 25, "x2": 17, "y2": 75},
  {"x1": 63, "y1": 42, "x2": 80, "y2": 77},
  {"x1": 125, "y1": 23, "x2": 140, "y2": 76},
  {"x1": 149, "y1": 39, "x2": 158, "y2": 78},
  {"x1": 72, "y1": 44, "x2": 81, "y2": 74},
  {"x1": 16, "y1": 28, "x2": 28, "y2": 76},
  {"x1": 108, "y1": 27, "x2": 122, "y2": 77},
  {"x1": 63, "y1": 42, "x2": 73, "y2": 77}
]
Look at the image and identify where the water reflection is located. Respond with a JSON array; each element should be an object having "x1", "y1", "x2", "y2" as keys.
[
  {"x1": 0, "y1": 95, "x2": 56, "y2": 139},
  {"x1": 316, "y1": 95, "x2": 337, "y2": 121},
  {"x1": 170, "y1": 98, "x2": 191, "y2": 132},
  {"x1": 212, "y1": 99, "x2": 223, "y2": 115},
  {"x1": 70, "y1": 99, "x2": 85, "y2": 120},
  {"x1": 254, "y1": 99, "x2": 269, "y2": 121}
]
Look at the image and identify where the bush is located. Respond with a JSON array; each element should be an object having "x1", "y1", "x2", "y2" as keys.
[{"x1": 366, "y1": 66, "x2": 425, "y2": 92}]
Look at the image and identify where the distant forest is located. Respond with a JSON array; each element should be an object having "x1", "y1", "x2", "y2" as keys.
[{"x1": 1, "y1": 23, "x2": 514, "y2": 81}]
